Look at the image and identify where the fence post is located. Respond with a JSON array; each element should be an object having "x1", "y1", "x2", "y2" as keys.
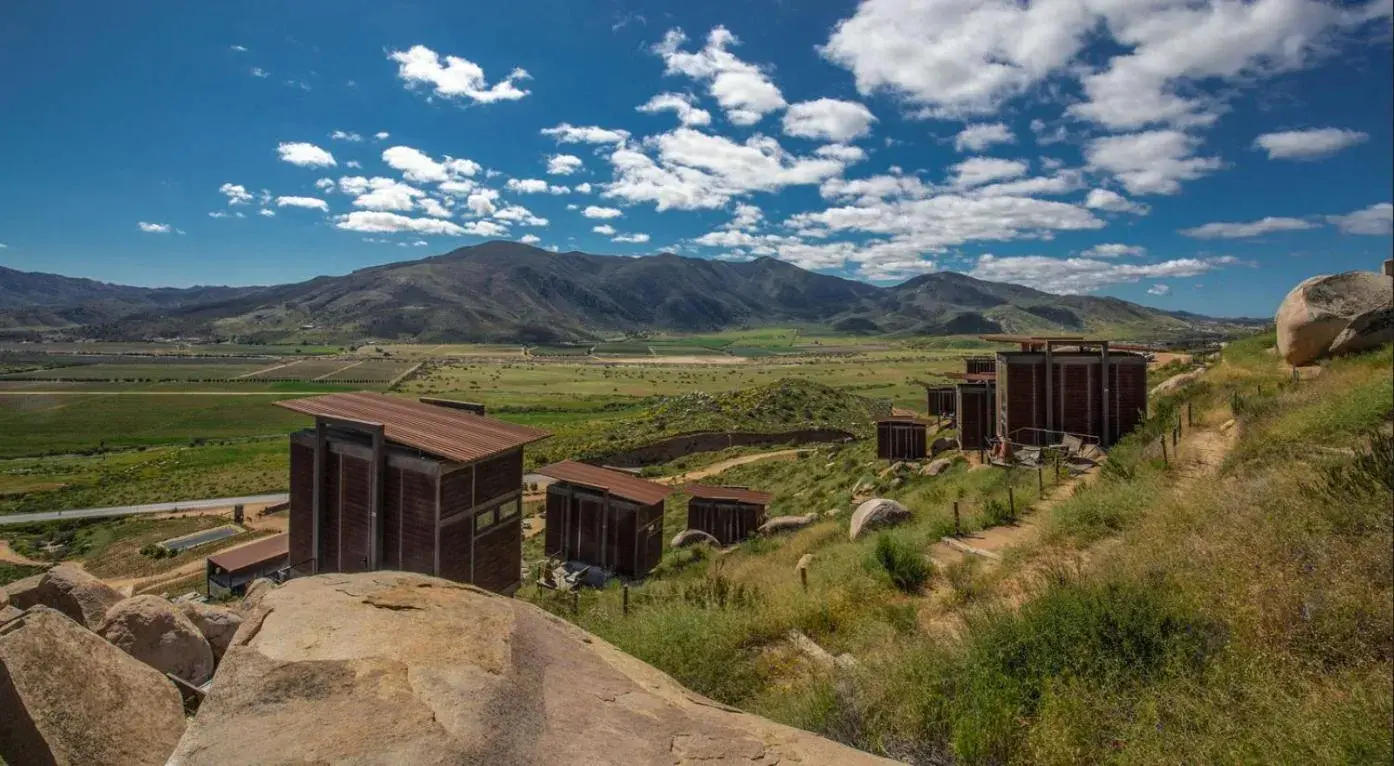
[
  {"x1": 1161, "y1": 437, "x2": 1168, "y2": 467},
  {"x1": 1187, "y1": 402, "x2": 1193, "y2": 427},
  {"x1": 572, "y1": 589, "x2": 580, "y2": 615},
  {"x1": 953, "y1": 501, "x2": 960, "y2": 535},
  {"x1": 1055, "y1": 451, "x2": 1061, "y2": 481},
  {"x1": 1232, "y1": 390, "x2": 1239, "y2": 414},
  {"x1": 800, "y1": 567, "x2": 808, "y2": 591},
  {"x1": 1008, "y1": 487, "x2": 1015, "y2": 518},
  {"x1": 1037, "y1": 465, "x2": 1044, "y2": 498},
  {"x1": 623, "y1": 586, "x2": 630, "y2": 616}
]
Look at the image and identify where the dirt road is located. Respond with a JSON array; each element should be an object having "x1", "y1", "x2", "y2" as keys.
[{"x1": 657, "y1": 449, "x2": 806, "y2": 486}]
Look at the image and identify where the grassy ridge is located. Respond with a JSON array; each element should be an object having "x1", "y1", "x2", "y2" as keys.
[{"x1": 524, "y1": 335, "x2": 1393, "y2": 764}]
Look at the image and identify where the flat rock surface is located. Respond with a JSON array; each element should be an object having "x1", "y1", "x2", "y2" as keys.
[
  {"x1": 169, "y1": 572, "x2": 899, "y2": 766},
  {"x1": 178, "y1": 601, "x2": 244, "y2": 660},
  {"x1": 0, "y1": 606, "x2": 186, "y2": 766}
]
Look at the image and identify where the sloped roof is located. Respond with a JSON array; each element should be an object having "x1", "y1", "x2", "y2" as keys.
[
  {"x1": 276, "y1": 392, "x2": 550, "y2": 464},
  {"x1": 207, "y1": 534, "x2": 288, "y2": 574},
  {"x1": 536, "y1": 460, "x2": 673, "y2": 506},
  {"x1": 684, "y1": 484, "x2": 774, "y2": 506}
]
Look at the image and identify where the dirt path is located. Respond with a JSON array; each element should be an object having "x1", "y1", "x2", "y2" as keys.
[
  {"x1": 657, "y1": 449, "x2": 805, "y2": 486},
  {"x1": 0, "y1": 539, "x2": 45, "y2": 566}
]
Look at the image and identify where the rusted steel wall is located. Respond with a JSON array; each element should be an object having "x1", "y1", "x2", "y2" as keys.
[
  {"x1": 398, "y1": 467, "x2": 437, "y2": 576},
  {"x1": 965, "y1": 357, "x2": 996, "y2": 376},
  {"x1": 545, "y1": 485, "x2": 663, "y2": 578},
  {"x1": 687, "y1": 499, "x2": 765, "y2": 546},
  {"x1": 319, "y1": 452, "x2": 341, "y2": 572},
  {"x1": 437, "y1": 512, "x2": 472, "y2": 583},
  {"x1": 338, "y1": 455, "x2": 372, "y2": 574},
  {"x1": 876, "y1": 422, "x2": 927, "y2": 460},
  {"x1": 288, "y1": 439, "x2": 315, "y2": 575},
  {"x1": 997, "y1": 352, "x2": 1150, "y2": 447},
  {"x1": 957, "y1": 384, "x2": 995, "y2": 450},
  {"x1": 474, "y1": 451, "x2": 521, "y2": 506},
  {"x1": 1111, "y1": 358, "x2": 1148, "y2": 445},
  {"x1": 1000, "y1": 358, "x2": 1046, "y2": 446},
  {"x1": 472, "y1": 514, "x2": 522, "y2": 591},
  {"x1": 544, "y1": 488, "x2": 566, "y2": 561},
  {"x1": 926, "y1": 387, "x2": 957, "y2": 417}
]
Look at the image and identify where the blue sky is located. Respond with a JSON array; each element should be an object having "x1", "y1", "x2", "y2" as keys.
[{"x1": 1, "y1": 0, "x2": 1390, "y2": 317}]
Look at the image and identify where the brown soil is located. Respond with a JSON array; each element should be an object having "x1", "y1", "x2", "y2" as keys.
[
  {"x1": 657, "y1": 449, "x2": 805, "y2": 486},
  {"x1": 0, "y1": 539, "x2": 45, "y2": 566}
]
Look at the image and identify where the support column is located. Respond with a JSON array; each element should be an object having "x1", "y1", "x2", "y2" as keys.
[
  {"x1": 312, "y1": 420, "x2": 326, "y2": 574},
  {"x1": 369, "y1": 428, "x2": 385, "y2": 570},
  {"x1": 1101, "y1": 342, "x2": 1111, "y2": 447}
]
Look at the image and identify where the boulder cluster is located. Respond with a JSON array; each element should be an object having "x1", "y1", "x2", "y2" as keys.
[{"x1": 1276, "y1": 271, "x2": 1393, "y2": 367}]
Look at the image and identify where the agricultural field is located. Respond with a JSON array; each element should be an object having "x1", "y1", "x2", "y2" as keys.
[
  {"x1": 242, "y1": 357, "x2": 417, "y2": 382},
  {"x1": 0, "y1": 341, "x2": 343, "y2": 356}
]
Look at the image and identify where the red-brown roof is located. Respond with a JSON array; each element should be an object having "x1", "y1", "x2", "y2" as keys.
[
  {"x1": 276, "y1": 392, "x2": 550, "y2": 464},
  {"x1": 207, "y1": 534, "x2": 288, "y2": 574},
  {"x1": 684, "y1": 484, "x2": 773, "y2": 506},
  {"x1": 536, "y1": 460, "x2": 674, "y2": 506}
]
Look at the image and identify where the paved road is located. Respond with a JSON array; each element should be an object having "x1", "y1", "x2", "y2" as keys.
[{"x1": 0, "y1": 493, "x2": 289, "y2": 525}]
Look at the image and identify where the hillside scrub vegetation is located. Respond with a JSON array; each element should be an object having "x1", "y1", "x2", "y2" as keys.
[{"x1": 525, "y1": 333, "x2": 1393, "y2": 764}]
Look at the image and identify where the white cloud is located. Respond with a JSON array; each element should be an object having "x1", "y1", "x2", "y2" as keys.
[
  {"x1": 218, "y1": 182, "x2": 253, "y2": 205},
  {"x1": 275, "y1": 196, "x2": 330, "y2": 212},
  {"x1": 603, "y1": 128, "x2": 850, "y2": 212},
  {"x1": 1084, "y1": 188, "x2": 1151, "y2": 215},
  {"x1": 592, "y1": 224, "x2": 617, "y2": 235},
  {"x1": 815, "y1": 144, "x2": 867, "y2": 163},
  {"x1": 613, "y1": 232, "x2": 651, "y2": 243},
  {"x1": 820, "y1": 173, "x2": 931, "y2": 205},
  {"x1": 345, "y1": 160, "x2": 362, "y2": 169},
  {"x1": 636, "y1": 92, "x2": 713, "y2": 126},
  {"x1": 462, "y1": 220, "x2": 510, "y2": 237},
  {"x1": 388, "y1": 44, "x2": 530, "y2": 103},
  {"x1": 950, "y1": 157, "x2": 1028, "y2": 188},
  {"x1": 330, "y1": 130, "x2": 363, "y2": 142},
  {"x1": 727, "y1": 203, "x2": 764, "y2": 231},
  {"x1": 519, "y1": 234, "x2": 542, "y2": 244},
  {"x1": 137, "y1": 222, "x2": 171, "y2": 233},
  {"x1": 315, "y1": 178, "x2": 336, "y2": 191},
  {"x1": 277, "y1": 142, "x2": 336, "y2": 168},
  {"x1": 250, "y1": 67, "x2": 269, "y2": 78},
  {"x1": 546, "y1": 154, "x2": 584, "y2": 176},
  {"x1": 343, "y1": 178, "x2": 426, "y2": 212},
  {"x1": 969, "y1": 254, "x2": 1231, "y2": 294},
  {"x1": 493, "y1": 204, "x2": 548, "y2": 227},
  {"x1": 208, "y1": 211, "x2": 229, "y2": 219},
  {"x1": 465, "y1": 189, "x2": 500, "y2": 217},
  {"x1": 230, "y1": 44, "x2": 247, "y2": 52},
  {"x1": 1181, "y1": 216, "x2": 1316, "y2": 239},
  {"x1": 258, "y1": 208, "x2": 276, "y2": 217},
  {"x1": 1326, "y1": 202, "x2": 1393, "y2": 236},
  {"x1": 417, "y1": 197, "x2": 451, "y2": 218},
  {"x1": 971, "y1": 170, "x2": 1084, "y2": 198},
  {"x1": 654, "y1": 27, "x2": 786, "y2": 125},
  {"x1": 540, "y1": 123, "x2": 631, "y2": 145},
  {"x1": 335, "y1": 211, "x2": 466, "y2": 236},
  {"x1": 1085, "y1": 131, "x2": 1222, "y2": 196},
  {"x1": 781, "y1": 98, "x2": 876, "y2": 142},
  {"x1": 583, "y1": 206, "x2": 623, "y2": 219},
  {"x1": 574, "y1": 182, "x2": 593, "y2": 194},
  {"x1": 507, "y1": 178, "x2": 568, "y2": 194},
  {"x1": 1254, "y1": 127, "x2": 1370, "y2": 160},
  {"x1": 954, "y1": 123, "x2": 1015, "y2": 152},
  {"x1": 382, "y1": 146, "x2": 479, "y2": 184},
  {"x1": 1083, "y1": 243, "x2": 1147, "y2": 258},
  {"x1": 374, "y1": 131, "x2": 390, "y2": 140},
  {"x1": 1147, "y1": 284, "x2": 1171, "y2": 296}
]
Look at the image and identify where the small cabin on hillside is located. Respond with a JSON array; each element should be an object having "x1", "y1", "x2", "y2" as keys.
[
  {"x1": 925, "y1": 385, "x2": 957, "y2": 419},
  {"x1": 537, "y1": 461, "x2": 672, "y2": 579},
  {"x1": 992, "y1": 338, "x2": 1148, "y2": 448},
  {"x1": 276, "y1": 392, "x2": 550, "y2": 595},
  {"x1": 685, "y1": 484, "x2": 774, "y2": 546},
  {"x1": 875, "y1": 417, "x2": 929, "y2": 460},
  {"x1": 205, "y1": 533, "x2": 288, "y2": 599},
  {"x1": 964, "y1": 356, "x2": 996, "y2": 377},
  {"x1": 956, "y1": 381, "x2": 997, "y2": 451}
]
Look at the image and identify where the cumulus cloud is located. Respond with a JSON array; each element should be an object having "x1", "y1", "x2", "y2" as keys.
[
  {"x1": 1147, "y1": 284, "x2": 1171, "y2": 296},
  {"x1": 218, "y1": 182, "x2": 253, "y2": 205},
  {"x1": 374, "y1": 131, "x2": 390, "y2": 140},
  {"x1": 258, "y1": 209, "x2": 276, "y2": 217},
  {"x1": 382, "y1": 146, "x2": 480, "y2": 184},
  {"x1": 1254, "y1": 127, "x2": 1370, "y2": 160},
  {"x1": 1181, "y1": 216, "x2": 1316, "y2": 239},
  {"x1": 546, "y1": 154, "x2": 584, "y2": 175},
  {"x1": 613, "y1": 232, "x2": 651, "y2": 243},
  {"x1": 250, "y1": 67, "x2": 269, "y2": 78},
  {"x1": 1085, "y1": 131, "x2": 1223, "y2": 195},
  {"x1": 1327, "y1": 202, "x2": 1393, "y2": 236},
  {"x1": 465, "y1": 189, "x2": 500, "y2": 217},
  {"x1": 507, "y1": 178, "x2": 568, "y2": 194},
  {"x1": 950, "y1": 157, "x2": 1028, "y2": 188},
  {"x1": 463, "y1": 220, "x2": 510, "y2": 237},
  {"x1": 277, "y1": 142, "x2": 336, "y2": 168},
  {"x1": 540, "y1": 123, "x2": 631, "y2": 144},
  {"x1": 275, "y1": 196, "x2": 330, "y2": 212},
  {"x1": 230, "y1": 44, "x2": 247, "y2": 52},
  {"x1": 1084, "y1": 188, "x2": 1150, "y2": 215},
  {"x1": 388, "y1": 45, "x2": 530, "y2": 103},
  {"x1": 636, "y1": 92, "x2": 713, "y2": 126},
  {"x1": 815, "y1": 144, "x2": 867, "y2": 163},
  {"x1": 654, "y1": 27, "x2": 786, "y2": 125},
  {"x1": 519, "y1": 234, "x2": 542, "y2": 244},
  {"x1": 1082, "y1": 243, "x2": 1147, "y2": 258},
  {"x1": 781, "y1": 98, "x2": 876, "y2": 142},
  {"x1": 592, "y1": 224, "x2": 617, "y2": 235},
  {"x1": 969, "y1": 254, "x2": 1231, "y2": 294},
  {"x1": 574, "y1": 182, "x2": 593, "y2": 194},
  {"x1": 493, "y1": 204, "x2": 548, "y2": 227},
  {"x1": 137, "y1": 222, "x2": 171, "y2": 233},
  {"x1": 335, "y1": 211, "x2": 466, "y2": 236},
  {"x1": 583, "y1": 206, "x2": 623, "y2": 219},
  {"x1": 330, "y1": 130, "x2": 363, "y2": 142},
  {"x1": 954, "y1": 123, "x2": 1014, "y2": 152},
  {"x1": 338, "y1": 177, "x2": 427, "y2": 212}
]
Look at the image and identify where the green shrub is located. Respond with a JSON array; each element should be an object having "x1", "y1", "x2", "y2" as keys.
[
  {"x1": 872, "y1": 533, "x2": 932, "y2": 593},
  {"x1": 981, "y1": 497, "x2": 1016, "y2": 526}
]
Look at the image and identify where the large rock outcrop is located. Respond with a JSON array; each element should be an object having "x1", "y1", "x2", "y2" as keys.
[
  {"x1": 0, "y1": 606, "x2": 186, "y2": 766},
  {"x1": 1151, "y1": 369, "x2": 1205, "y2": 397},
  {"x1": 33, "y1": 565, "x2": 124, "y2": 630},
  {"x1": 99, "y1": 595, "x2": 215, "y2": 685},
  {"x1": 1275, "y1": 272, "x2": 1393, "y2": 366},
  {"x1": 757, "y1": 513, "x2": 818, "y2": 535},
  {"x1": 4, "y1": 572, "x2": 48, "y2": 611},
  {"x1": 178, "y1": 601, "x2": 244, "y2": 660},
  {"x1": 169, "y1": 572, "x2": 899, "y2": 766},
  {"x1": 849, "y1": 499, "x2": 911, "y2": 541},
  {"x1": 671, "y1": 529, "x2": 720, "y2": 548}
]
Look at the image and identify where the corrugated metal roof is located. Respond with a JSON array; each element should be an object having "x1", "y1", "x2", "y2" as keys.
[
  {"x1": 684, "y1": 484, "x2": 774, "y2": 506},
  {"x1": 536, "y1": 460, "x2": 674, "y2": 506},
  {"x1": 876, "y1": 416, "x2": 930, "y2": 425},
  {"x1": 207, "y1": 533, "x2": 288, "y2": 574},
  {"x1": 275, "y1": 392, "x2": 550, "y2": 464}
]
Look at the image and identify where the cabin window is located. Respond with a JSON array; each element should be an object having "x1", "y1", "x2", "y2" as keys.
[{"x1": 475, "y1": 507, "x2": 497, "y2": 532}]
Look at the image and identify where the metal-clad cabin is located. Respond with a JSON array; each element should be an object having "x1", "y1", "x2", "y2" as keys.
[
  {"x1": 875, "y1": 417, "x2": 929, "y2": 460},
  {"x1": 205, "y1": 534, "x2": 289, "y2": 599},
  {"x1": 277, "y1": 392, "x2": 551, "y2": 595},
  {"x1": 964, "y1": 356, "x2": 996, "y2": 377},
  {"x1": 537, "y1": 461, "x2": 672, "y2": 579},
  {"x1": 925, "y1": 385, "x2": 957, "y2": 418},
  {"x1": 685, "y1": 484, "x2": 774, "y2": 546},
  {"x1": 956, "y1": 381, "x2": 997, "y2": 450},
  {"x1": 992, "y1": 338, "x2": 1148, "y2": 448}
]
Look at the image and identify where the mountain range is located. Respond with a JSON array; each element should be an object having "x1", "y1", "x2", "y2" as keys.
[{"x1": 0, "y1": 241, "x2": 1260, "y2": 342}]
